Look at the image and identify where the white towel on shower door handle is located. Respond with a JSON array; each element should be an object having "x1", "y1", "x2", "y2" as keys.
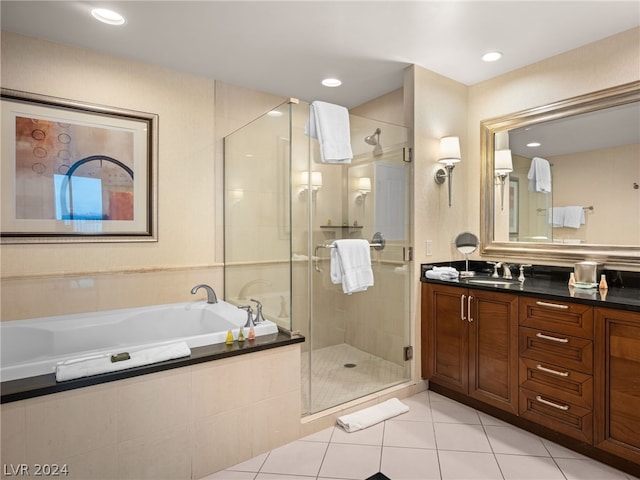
[
  {"x1": 337, "y1": 398, "x2": 409, "y2": 433},
  {"x1": 55, "y1": 342, "x2": 191, "y2": 382},
  {"x1": 330, "y1": 239, "x2": 374, "y2": 294}
]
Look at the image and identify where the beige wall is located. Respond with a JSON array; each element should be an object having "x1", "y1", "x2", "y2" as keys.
[{"x1": 1, "y1": 31, "x2": 220, "y2": 320}]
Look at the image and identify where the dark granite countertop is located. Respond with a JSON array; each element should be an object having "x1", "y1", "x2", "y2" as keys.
[
  {"x1": 421, "y1": 262, "x2": 640, "y2": 313},
  {"x1": 1, "y1": 330, "x2": 304, "y2": 404}
]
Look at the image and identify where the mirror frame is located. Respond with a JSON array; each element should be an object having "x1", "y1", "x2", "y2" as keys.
[{"x1": 480, "y1": 81, "x2": 640, "y2": 269}]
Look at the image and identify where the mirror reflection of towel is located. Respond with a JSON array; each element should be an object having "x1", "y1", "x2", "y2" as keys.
[{"x1": 528, "y1": 157, "x2": 552, "y2": 193}]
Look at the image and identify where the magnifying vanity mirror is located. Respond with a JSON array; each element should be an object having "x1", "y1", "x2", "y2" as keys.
[
  {"x1": 455, "y1": 231, "x2": 479, "y2": 277},
  {"x1": 480, "y1": 81, "x2": 640, "y2": 268}
]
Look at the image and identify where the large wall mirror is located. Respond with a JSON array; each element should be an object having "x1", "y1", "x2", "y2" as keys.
[{"x1": 480, "y1": 81, "x2": 640, "y2": 268}]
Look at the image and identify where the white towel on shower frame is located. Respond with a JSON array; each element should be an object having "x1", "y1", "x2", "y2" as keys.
[{"x1": 305, "y1": 100, "x2": 353, "y2": 163}]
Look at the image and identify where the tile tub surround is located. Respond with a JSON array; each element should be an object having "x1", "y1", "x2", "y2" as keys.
[{"x1": 0, "y1": 344, "x2": 302, "y2": 480}]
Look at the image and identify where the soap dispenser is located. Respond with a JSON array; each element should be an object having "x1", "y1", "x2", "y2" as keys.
[{"x1": 599, "y1": 274, "x2": 608, "y2": 290}]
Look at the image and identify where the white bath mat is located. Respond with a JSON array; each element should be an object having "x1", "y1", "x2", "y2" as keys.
[{"x1": 337, "y1": 397, "x2": 409, "y2": 433}]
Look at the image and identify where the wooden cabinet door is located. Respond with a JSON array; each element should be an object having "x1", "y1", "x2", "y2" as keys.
[
  {"x1": 422, "y1": 283, "x2": 468, "y2": 394},
  {"x1": 468, "y1": 289, "x2": 519, "y2": 414},
  {"x1": 595, "y1": 308, "x2": 640, "y2": 465}
]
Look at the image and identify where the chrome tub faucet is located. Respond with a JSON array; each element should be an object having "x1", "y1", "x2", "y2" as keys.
[{"x1": 190, "y1": 284, "x2": 218, "y2": 304}]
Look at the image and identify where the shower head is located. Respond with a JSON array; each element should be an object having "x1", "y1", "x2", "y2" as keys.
[{"x1": 364, "y1": 128, "x2": 381, "y2": 146}]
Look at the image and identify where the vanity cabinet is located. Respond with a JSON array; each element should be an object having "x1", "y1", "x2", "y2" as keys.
[
  {"x1": 421, "y1": 283, "x2": 519, "y2": 414},
  {"x1": 518, "y1": 296, "x2": 594, "y2": 443},
  {"x1": 594, "y1": 308, "x2": 640, "y2": 464}
]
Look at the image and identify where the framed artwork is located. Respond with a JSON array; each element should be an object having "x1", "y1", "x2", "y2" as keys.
[
  {"x1": 509, "y1": 177, "x2": 519, "y2": 235},
  {"x1": 1, "y1": 89, "x2": 158, "y2": 243}
]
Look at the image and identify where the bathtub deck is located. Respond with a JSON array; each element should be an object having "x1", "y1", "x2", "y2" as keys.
[{"x1": 1, "y1": 331, "x2": 304, "y2": 403}]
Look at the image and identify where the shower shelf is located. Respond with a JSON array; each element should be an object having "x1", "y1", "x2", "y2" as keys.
[{"x1": 320, "y1": 225, "x2": 363, "y2": 229}]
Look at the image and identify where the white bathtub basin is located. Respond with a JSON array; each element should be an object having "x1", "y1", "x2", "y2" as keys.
[{"x1": 0, "y1": 300, "x2": 279, "y2": 382}]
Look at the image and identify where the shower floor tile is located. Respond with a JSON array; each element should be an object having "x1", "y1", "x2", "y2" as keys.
[{"x1": 301, "y1": 343, "x2": 408, "y2": 414}]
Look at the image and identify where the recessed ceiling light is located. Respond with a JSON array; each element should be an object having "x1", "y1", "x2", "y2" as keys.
[
  {"x1": 322, "y1": 78, "x2": 342, "y2": 87},
  {"x1": 267, "y1": 110, "x2": 283, "y2": 117},
  {"x1": 482, "y1": 51, "x2": 502, "y2": 62},
  {"x1": 91, "y1": 8, "x2": 126, "y2": 25},
  {"x1": 527, "y1": 142, "x2": 541, "y2": 147}
]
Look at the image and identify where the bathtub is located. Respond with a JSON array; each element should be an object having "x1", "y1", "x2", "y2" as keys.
[{"x1": 0, "y1": 300, "x2": 279, "y2": 382}]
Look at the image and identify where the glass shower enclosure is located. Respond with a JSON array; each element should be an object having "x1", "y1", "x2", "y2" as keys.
[{"x1": 224, "y1": 99, "x2": 412, "y2": 415}]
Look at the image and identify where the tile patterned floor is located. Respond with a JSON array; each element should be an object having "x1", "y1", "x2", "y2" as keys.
[
  {"x1": 204, "y1": 390, "x2": 638, "y2": 480},
  {"x1": 301, "y1": 344, "x2": 408, "y2": 415}
]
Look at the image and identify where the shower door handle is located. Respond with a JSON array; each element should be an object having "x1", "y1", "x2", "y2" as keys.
[{"x1": 314, "y1": 245, "x2": 322, "y2": 272}]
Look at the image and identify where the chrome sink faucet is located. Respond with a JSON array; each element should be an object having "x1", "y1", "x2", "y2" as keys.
[
  {"x1": 502, "y1": 263, "x2": 513, "y2": 279},
  {"x1": 190, "y1": 284, "x2": 218, "y2": 304}
]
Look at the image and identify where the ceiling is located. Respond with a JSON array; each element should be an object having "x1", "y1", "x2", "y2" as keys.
[{"x1": 2, "y1": 1, "x2": 639, "y2": 108}]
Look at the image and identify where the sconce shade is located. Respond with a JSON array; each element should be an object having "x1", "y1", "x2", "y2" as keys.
[
  {"x1": 495, "y1": 149, "x2": 513, "y2": 174},
  {"x1": 438, "y1": 136, "x2": 461, "y2": 165},
  {"x1": 301, "y1": 171, "x2": 323, "y2": 189},
  {"x1": 358, "y1": 177, "x2": 372, "y2": 193}
]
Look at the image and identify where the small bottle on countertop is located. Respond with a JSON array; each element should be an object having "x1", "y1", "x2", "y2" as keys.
[
  {"x1": 568, "y1": 272, "x2": 576, "y2": 287},
  {"x1": 599, "y1": 274, "x2": 608, "y2": 290},
  {"x1": 225, "y1": 330, "x2": 234, "y2": 345},
  {"x1": 248, "y1": 326, "x2": 256, "y2": 340},
  {"x1": 238, "y1": 327, "x2": 245, "y2": 343}
]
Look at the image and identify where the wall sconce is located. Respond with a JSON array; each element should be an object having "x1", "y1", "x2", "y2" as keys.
[
  {"x1": 494, "y1": 149, "x2": 513, "y2": 211},
  {"x1": 300, "y1": 171, "x2": 322, "y2": 199},
  {"x1": 434, "y1": 136, "x2": 461, "y2": 207},
  {"x1": 356, "y1": 177, "x2": 371, "y2": 203}
]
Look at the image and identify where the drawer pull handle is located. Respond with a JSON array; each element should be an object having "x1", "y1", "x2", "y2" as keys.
[
  {"x1": 461, "y1": 294, "x2": 466, "y2": 321},
  {"x1": 536, "y1": 332, "x2": 569, "y2": 343},
  {"x1": 535, "y1": 395, "x2": 570, "y2": 411},
  {"x1": 467, "y1": 295, "x2": 473, "y2": 323},
  {"x1": 535, "y1": 301, "x2": 569, "y2": 310},
  {"x1": 536, "y1": 364, "x2": 569, "y2": 377}
]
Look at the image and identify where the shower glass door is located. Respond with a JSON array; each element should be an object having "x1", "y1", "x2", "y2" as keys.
[{"x1": 299, "y1": 113, "x2": 412, "y2": 415}]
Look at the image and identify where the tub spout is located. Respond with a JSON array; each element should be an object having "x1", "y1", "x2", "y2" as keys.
[{"x1": 190, "y1": 284, "x2": 218, "y2": 304}]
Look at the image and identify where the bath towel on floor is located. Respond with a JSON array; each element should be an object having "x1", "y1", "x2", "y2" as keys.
[
  {"x1": 563, "y1": 206, "x2": 586, "y2": 228},
  {"x1": 305, "y1": 100, "x2": 353, "y2": 164},
  {"x1": 55, "y1": 342, "x2": 191, "y2": 382},
  {"x1": 528, "y1": 157, "x2": 552, "y2": 193},
  {"x1": 330, "y1": 239, "x2": 374, "y2": 294},
  {"x1": 337, "y1": 398, "x2": 409, "y2": 433}
]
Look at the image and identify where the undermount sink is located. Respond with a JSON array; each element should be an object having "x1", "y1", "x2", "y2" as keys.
[{"x1": 465, "y1": 277, "x2": 522, "y2": 286}]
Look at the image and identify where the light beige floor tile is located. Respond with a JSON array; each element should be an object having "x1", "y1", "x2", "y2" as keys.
[
  {"x1": 430, "y1": 399, "x2": 481, "y2": 424},
  {"x1": 259, "y1": 440, "x2": 327, "y2": 477},
  {"x1": 318, "y1": 443, "x2": 381, "y2": 479},
  {"x1": 438, "y1": 450, "x2": 504, "y2": 480},
  {"x1": 300, "y1": 426, "x2": 334, "y2": 443},
  {"x1": 381, "y1": 446, "x2": 440, "y2": 479},
  {"x1": 394, "y1": 391, "x2": 433, "y2": 422},
  {"x1": 434, "y1": 423, "x2": 492, "y2": 452},
  {"x1": 331, "y1": 422, "x2": 384, "y2": 446},
  {"x1": 496, "y1": 454, "x2": 565, "y2": 480},
  {"x1": 383, "y1": 419, "x2": 437, "y2": 449},
  {"x1": 485, "y1": 424, "x2": 549, "y2": 456},
  {"x1": 540, "y1": 439, "x2": 585, "y2": 459},
  {"x1": 478, "y1": 411, "x2": 511, "y2": 427},
  {"x1": 257, "y1": 474, "x2": 315, "y2": 480},
  {"x1": 556, "y1": 457, "x2": 629, "y2": 480},
  {"x1": 201, "y1": 471, "x2": 257, "y2": 480}
]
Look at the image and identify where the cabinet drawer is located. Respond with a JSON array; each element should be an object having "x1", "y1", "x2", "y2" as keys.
[
  {"x1": 519, "y1": 388, "x2": 593, "y2": 443},
  {"x1": 519, "y1": 297, "x2": 593, "y2": 338},
  {"x1": 519, "y1": 326, "x2": 593, "y2": 374},
  {"x1": 519, "y1": 357, "x2": 592, "y2": 408}
]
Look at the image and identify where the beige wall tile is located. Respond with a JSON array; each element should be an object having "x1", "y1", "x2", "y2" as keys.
[
  {"x1": 24, "y1": 384, "x2": 117, "y2": 463},
  {"x1": 117, "y1": 425, "x2": 191, "y2": 480},
  {"x1": 251, "y1": 389, "x2": 301, "y2": 455},
  {"x1": 192, "y1": 408, "x2": 252, "y2": 479},
  {"x1": 1, "y1": 401, "x2": 26, "y2": 473},
  {"x1": 117, "y1": 368, "x2": 191, "y2": 442},
  {"x1": 63, "y1": 445, "x2": 118, "y2": 480}
]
